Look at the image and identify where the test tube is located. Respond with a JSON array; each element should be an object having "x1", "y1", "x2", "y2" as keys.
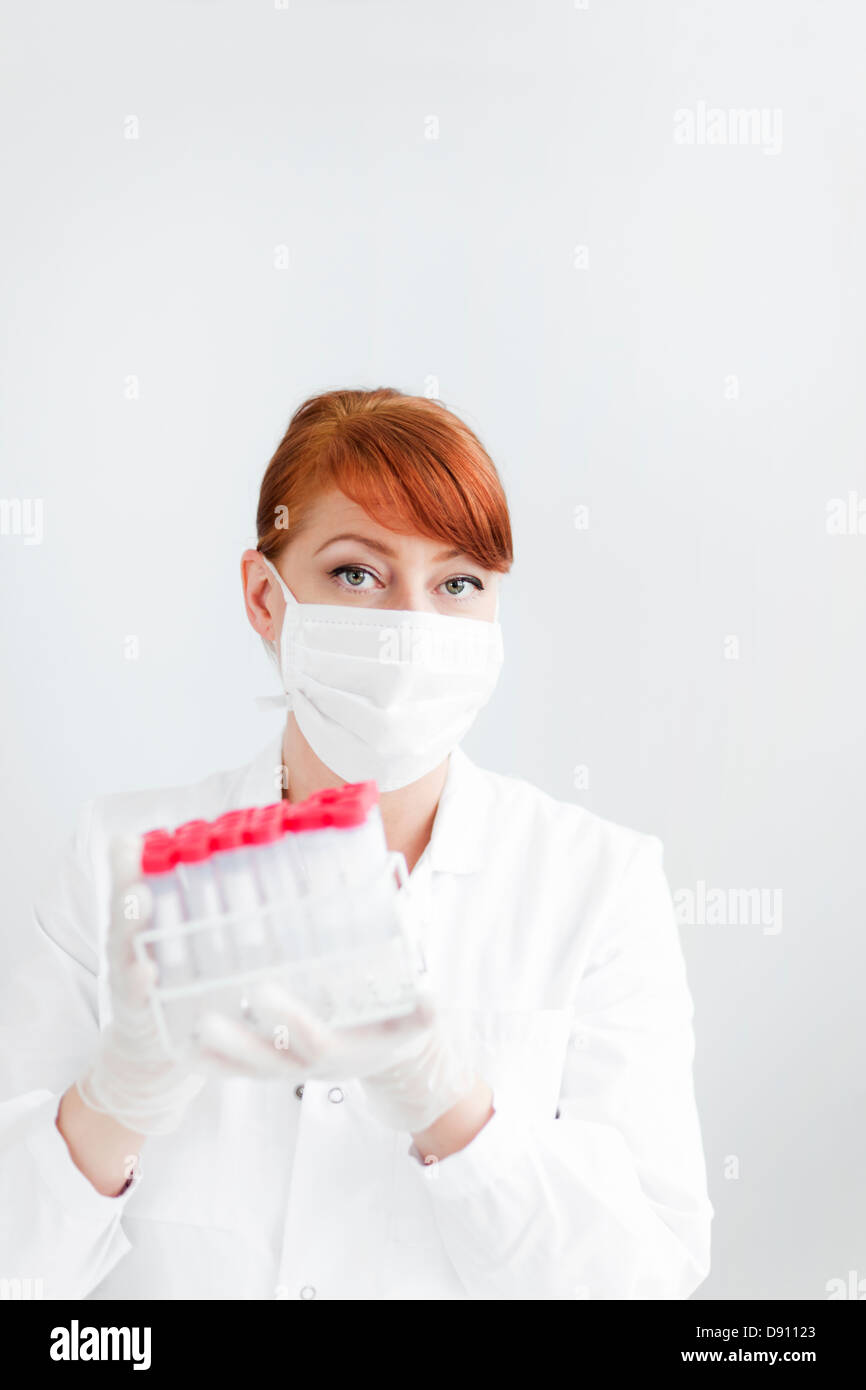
[
  {"x1": 173, "y1": 822, "x2": 234, "y2": 979},
  {"x1": 328, "y1": 788, "x2": 398, "y2": 943},
  {"x1": 286, "y1": 799, "x2": 340, "y2": 895},
  {"x1": 277, "y1": 801, "x2": 312, "y2": 896},
  {"x1": 245, "y1": 804, "x2": 308, "y2": 962},
  {"x1": 330, "y1": 782, "x2": 388, "y2": 881},
  {"x1": 140, "y1": 830, "x2": 198, "y2": 1048},
  {"x1": 287, "y1": 798, "x2": 353, "y2": 955},
  {"x1": 210, "y1": 812, "x2": 271, "y2": 973}
]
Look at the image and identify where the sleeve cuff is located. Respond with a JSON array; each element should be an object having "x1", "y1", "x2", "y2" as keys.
[
  {"x1": 22, "y1": 1091, "x2": 140, "y2": 1219},
  {"x1": 405, "y1": 1097, "x2": 533, "y2": 1200}
]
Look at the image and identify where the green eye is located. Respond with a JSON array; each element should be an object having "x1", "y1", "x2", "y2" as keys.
[
  {"x1": 329, "y1": 564, "x2": 377, "y2": 589},
  {"x1": 442, "y1": 576, "x2": 481, "y2": 597}
]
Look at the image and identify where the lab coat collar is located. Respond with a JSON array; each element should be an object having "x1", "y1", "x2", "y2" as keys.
[
  {"x1": 424, "y1": 744, "x2": 493, "y2": 876},
  {"x1": 233, "y1": 732, "x2": 288, "y2": 811},
  {"x1": 237, "y1": 733, "x2": 492, "y2": 877}
]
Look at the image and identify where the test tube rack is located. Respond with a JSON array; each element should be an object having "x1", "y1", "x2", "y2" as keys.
[{"x1": 132, "y1": 780, "x2": 425, "y2": 1058}]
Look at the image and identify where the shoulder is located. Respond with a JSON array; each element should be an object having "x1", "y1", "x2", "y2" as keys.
[
  {"x1": 32, "y1": 736, "x2": 283, "y2": 966},
  {"x1": 465, "y1": 756, "x2": 680, "y2": 967},
  {"x1": 469, "y1": 754, "x2": 663, "y2": 881},
  {"x1": 85, "y1": 734, "x2": 284, "y2": 858}
]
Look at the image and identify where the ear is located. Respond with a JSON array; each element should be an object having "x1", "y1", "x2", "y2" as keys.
[{"x1": 241, "y1": 549, "x2": 283, "y2": 641}]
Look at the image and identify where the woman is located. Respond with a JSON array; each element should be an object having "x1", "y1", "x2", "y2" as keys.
[{"x1": 0, "y1": 388, "x2": 713, "y2": 1300}]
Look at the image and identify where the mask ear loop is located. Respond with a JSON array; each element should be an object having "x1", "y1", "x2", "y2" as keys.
[
  {"x1": 255, "y1": 640, "x2": 289, "y2": 710},
  {"x1": 260, "y1": 554, "x2": 298, "y2": 605},
  {"x1": 255, "y1": 691, "x2": 290, "y2": 711},
  {"x1": 255, "y1": 555, "x2": 294, "y2": 711}
]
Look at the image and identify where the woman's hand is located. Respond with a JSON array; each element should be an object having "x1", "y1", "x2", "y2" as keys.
[
  {"x1": 194, "y1": 977, "x2": 488, "y2": 1138},
  {"x1": 75, "y1": 834, "x2": 209, "y2": 1136}
]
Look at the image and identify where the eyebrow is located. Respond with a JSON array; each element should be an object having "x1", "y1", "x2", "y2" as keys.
[{"x1": 313, "y1": 532, "x2": 469, "y2": 563}]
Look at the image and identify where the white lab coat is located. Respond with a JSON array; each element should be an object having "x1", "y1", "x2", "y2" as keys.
[{"x1": 0, "y1": 733, "x2": 713, "y2": 1300}]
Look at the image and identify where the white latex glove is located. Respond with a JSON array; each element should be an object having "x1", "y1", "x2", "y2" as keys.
[
  {"x1": 76, "y1": 835, "x2": 209, "y2": 1136},
  {"x1": 195, "y1": 978, "x2": 479, "y2": 1134}
]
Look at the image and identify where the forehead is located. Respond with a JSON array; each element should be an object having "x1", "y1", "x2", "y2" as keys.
[
  {"x1": 302, "y1": 488, "x2": 387, "y2": 533},
  {"x1": 299, "y1": 488, "x2": 471, "y2": 563}
]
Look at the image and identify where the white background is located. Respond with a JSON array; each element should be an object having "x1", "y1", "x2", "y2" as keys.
[{"x1": 1, "y1": 0, "x2": 864, "y2": 1299}]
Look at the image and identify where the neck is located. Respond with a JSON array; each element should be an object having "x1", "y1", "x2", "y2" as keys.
[{"x1": 280, "y1": 715, "x2": 448, "y2": 874}]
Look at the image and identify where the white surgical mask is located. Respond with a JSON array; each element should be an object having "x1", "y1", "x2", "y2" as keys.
[{"x1": 258, "y1": 557, "x2": 504, "y2": 791}]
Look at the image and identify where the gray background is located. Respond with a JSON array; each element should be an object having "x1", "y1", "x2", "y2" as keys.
[{"x1": 1, "y1": 0, "x2": 863, "y2": 1299}]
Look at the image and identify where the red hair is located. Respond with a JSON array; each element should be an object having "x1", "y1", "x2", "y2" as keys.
[{"x1": 256, "y1": 388, "x2": 513, "y2": 571}]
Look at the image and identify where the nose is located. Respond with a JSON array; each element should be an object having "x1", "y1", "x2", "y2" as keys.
[{"x1": 383, "y1": 581, "x2": 436, "y2": 613}]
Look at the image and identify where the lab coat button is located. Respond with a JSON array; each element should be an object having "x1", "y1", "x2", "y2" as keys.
[
  {"x1": 327, "y1": 1086, "x2": 344, "y2": 1104},
  {"x1": 294, "y1": 1084, "x2": 305, "y2": 1099},
  {"x1": 299, "y1": 1285, "x2": 316, "y2": 1300}
]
